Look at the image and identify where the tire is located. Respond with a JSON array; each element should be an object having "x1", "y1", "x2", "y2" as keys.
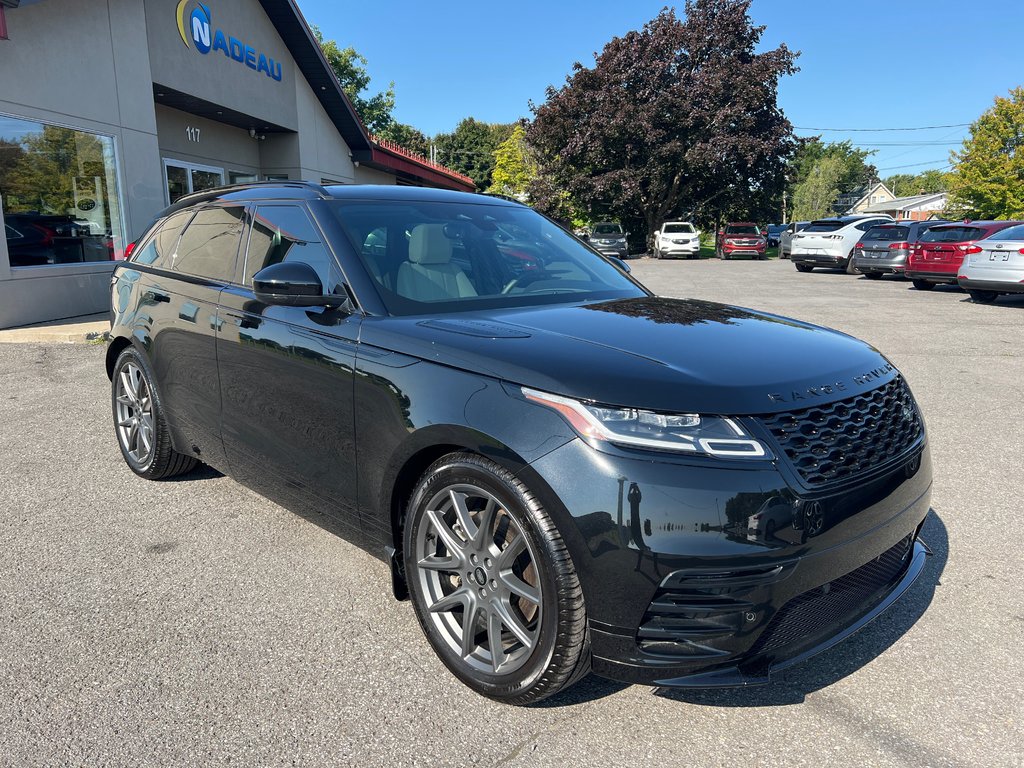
[
  {"x1": 845, "y1": 249, "x2": 860, "y2": 274},
  {"x1": 912, "y1": 279, "x2": 935, "y2": 291},
  {"x1": 968, "y1": 290, "x2": 999, "y2": 304},
  {"x1": 112, "y1": 346, "x2": 198, "y2": 480},
  {"x1": 403, "y1": 453, "x2": 589, "y2": 705},
  {"x1": 864, "y1": 271, "x2": 883, "y2": 280},
  {"x1": 795, "y1": 263, "x2": 814, "y2": 273}
]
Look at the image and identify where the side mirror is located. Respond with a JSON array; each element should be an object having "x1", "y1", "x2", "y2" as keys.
[
  {"x1": 579, "y1": 232, "x2": 589, "y2": 240},
  {"x1": 253, "y1": 261, "x2": 347, "y2": 308},
  {"x1": 609, "y1": 256, "x2": 631, "y2": 274}
]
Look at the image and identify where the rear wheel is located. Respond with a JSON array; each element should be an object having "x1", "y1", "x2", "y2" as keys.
[
  {"x1": 795, "y1": 263, "x2": 814, "y2": 273},
  {"x1": 864, "y1": 271, "x2": 883, "y2": 280},
  {"x1": 845, "y1": 249, "x2": 860, "y2": 274},
  {"x1": 967, "y1": 290, "x2": 999, "y2": 304},
  {"x1": 112, "y1": 347, "x2": 198, "y2": 480},
  {"x1": 403, "y1": 453, "x2": 589, "y2": 705},
  {"x1": 912, "y1": 279, "x2": 935, "y2": 291}
]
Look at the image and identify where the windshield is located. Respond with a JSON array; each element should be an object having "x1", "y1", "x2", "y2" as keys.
[
  {"x1": 662, "y1": 223, "x2": 695, "y2": 234},
  {"x1": 329, "y1": 200, "x2": 645, "y2": 315},
  {"x1": 592, "y1": 224, "x2": 623, "y2": 235},
  {"x1": 986, "y1": 224, "x2": 1024, "y2": 241},
  {"x1": 863, "y1": 226, "x2": 909, "y2": 242},
  {"x1": 920, "y1": 226, "x2": 983, "y2": 243},
  {"x1": 726, "y1": 225, "x2": 759, "y2": 235},
  {"x1": 805, "y1": 220, "x2": 845, "y2": 233}
]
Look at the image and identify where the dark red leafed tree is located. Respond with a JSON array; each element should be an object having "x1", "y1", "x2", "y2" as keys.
[{"x1": 528, "y1": 1, "x2": 798, "y2": 241}]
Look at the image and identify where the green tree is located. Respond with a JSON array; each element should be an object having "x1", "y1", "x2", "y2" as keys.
[
  {"x1": 884, "y1": 168, "x2": 946, "y2": 197},
  {"x1": 946, "y1": 86, "x2": 1024, "y2": 219},
  {"x1": 380, "y1": 123, "x2": 431, "y2": 157},
  {"x1": 435, "y1": 119, "x2": 515, "y2": 190},
  {"x1": 528, "y1": 2, "x2": 797, "y2": 242},
  {"x1": 488, "y1": 124, "x2": 535, "y2": 199},
  {"x1": 791, "y1": 156, "x2": 844, "y2": 221},
  {"x1": 787, "y1": 138, "x2": 876, "y2": 215},
  {"x1": 312, "y1": 26, "x2": 396, "y2": 135}
]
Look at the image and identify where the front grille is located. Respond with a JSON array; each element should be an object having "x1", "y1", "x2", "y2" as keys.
[
  {"x1": 757, "y1": 376, "x2": 922, "y2": 488},
  {"x1": 749, "y1": 535, "x2": 913, "y2": 656}
]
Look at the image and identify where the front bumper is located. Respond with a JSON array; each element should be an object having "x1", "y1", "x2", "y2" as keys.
[
  {"x1": 659, "y1": 242, "x2": 701, "y2": 257},
  {"x1": 524, "y1": 435, "x2": 932, "y2": 687}
]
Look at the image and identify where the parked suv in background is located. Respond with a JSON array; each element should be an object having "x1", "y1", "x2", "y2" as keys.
[
  {"x1": 790, "y1": 215, "x2": 894, "y2": 273},
  {"x1": 653, "y1": 221, "x2": 701, "y2": 259},
  {"x1": 106, "y1": 181, "x2": 931, "y2": 705},
  {"x1": 716, "y1": 222, "x2": 766, "y2": 259},
  {"x1": 904, "y1": 220, "x2": 1023, "y2": 291},
  {"x1": 957, "y1": 222, "x2": 1024, "y2": 303},
  {"x1": 853, "y1": 220, "x2": 949, "y2": 280},
  {"x1": 586, "y1": 221, "x2": 630, "y2": 259},
  {"x1": 779, "y1": 221, "x2": 810, "y2": 259}
]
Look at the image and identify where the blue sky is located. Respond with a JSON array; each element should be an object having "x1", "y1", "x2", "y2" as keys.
[{"x1": 296, "y1": 0, "x2": 1024, "y2": 177}]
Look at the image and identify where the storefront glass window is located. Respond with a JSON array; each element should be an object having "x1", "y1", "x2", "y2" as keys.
[{"x1": 0, "y1": 115, "x2": 124, "y2": 267}]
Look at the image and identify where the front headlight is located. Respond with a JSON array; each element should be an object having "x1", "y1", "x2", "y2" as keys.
[{"x1": 523, "y1": 388, "x2": 770, "y2": 459}]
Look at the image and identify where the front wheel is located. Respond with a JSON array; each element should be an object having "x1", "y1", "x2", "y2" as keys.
[
  {"x1": 795, "y1": 263, "x2": 814, "y2": 273},
  {"x1": 912, "y1": 279, "x2": 935, "y2": 291},
  {"x1": 112, "y1": 346, "x2": 198, "y2": 479},
  {"x1": 403, "y1": 453, "x2": 590, "y2": 705}
]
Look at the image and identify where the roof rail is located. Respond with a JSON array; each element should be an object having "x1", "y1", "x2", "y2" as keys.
[{"x1": 169, "y1": 180, "x2": 332, "y2": 210}]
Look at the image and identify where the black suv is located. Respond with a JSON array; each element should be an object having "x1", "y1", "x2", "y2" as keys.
[{"x1": 107, "y1": 182, "x2": 932, "y2": 704}]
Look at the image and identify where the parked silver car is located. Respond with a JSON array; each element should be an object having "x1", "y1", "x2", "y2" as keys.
[
  {"x1": 791, "y1": 215, "x2": 893, "y2": 273},
  {"x1": 853, "y1": 220, "x2": 949, "y2": 280},
  {"x1": 779, "y1": 221, "x2": 809, "y2": 259},
  {"x1": 957, "y1": 223, "x2": 1024, "y2": 303}
]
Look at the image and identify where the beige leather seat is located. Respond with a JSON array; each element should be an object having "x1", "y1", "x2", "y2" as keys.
[{"x1": 397, "y1": 224, "x2": 477, "y2": 301}]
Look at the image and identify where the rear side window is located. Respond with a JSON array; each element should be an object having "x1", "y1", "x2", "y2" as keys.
[
  {"x1": 863, "y1": 226, "x2": 909, "y2": 242},
  {"x1": 986, "y1": 224, "x2": 1024, "y2": 240},
  {"x1": 805, "y1": 221, "x2": 844, "y2": 233},
  {"x1": 172, "y1": 206, "x2": 245, "y2": 281},
  {"x1": 920, "y1": 226, "x2": 983, "y2": 243},
  {"x1": 854, "y1": 219, "x2": 886, "y2": 231},
  {"x1": 130, "y1": 210, "x2": 194, "y2": 269},
  {"x1": 246, "y1": 205, "x2": 344, "y2": 293}
]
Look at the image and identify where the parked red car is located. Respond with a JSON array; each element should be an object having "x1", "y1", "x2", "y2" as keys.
[
  {"x1": 716, "y1": 222, "x2": 767, "y2": 260},
  {"x1": 905, "y1": 221, "x2": 1024, "y2": 291}
]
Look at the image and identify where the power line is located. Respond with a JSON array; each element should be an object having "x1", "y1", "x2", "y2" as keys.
[
  {"x1": 877, "y1": 160, "x2": 952, "y2": 172},
  {"x1": 795, "y1": 123, "x2": 970, "y2": 132},
  {"x1": 851, "y1": 141, "x2": 961, "y2": 147}
]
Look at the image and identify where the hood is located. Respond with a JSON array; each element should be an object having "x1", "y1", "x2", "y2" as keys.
[{"x1": 358, "y1": 297, "x2": 898, "y2": 415}]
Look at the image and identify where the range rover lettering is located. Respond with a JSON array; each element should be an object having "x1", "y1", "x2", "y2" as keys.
[{"x1": 107, "y1": 182, "x2": 932, "y2": 705}]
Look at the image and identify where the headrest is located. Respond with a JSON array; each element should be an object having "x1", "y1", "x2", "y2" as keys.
[{"x1": 408, "y1": 224, "x2": 453, "y2": 265}]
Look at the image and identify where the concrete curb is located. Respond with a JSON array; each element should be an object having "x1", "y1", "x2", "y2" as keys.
[{"x1": 0, "y1": 315, "x2": 110, "y2": 345}]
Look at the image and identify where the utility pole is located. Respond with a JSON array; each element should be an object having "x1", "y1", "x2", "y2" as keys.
[{"x1": 782, "y1": 189, "x2": 788, "y2": 224}]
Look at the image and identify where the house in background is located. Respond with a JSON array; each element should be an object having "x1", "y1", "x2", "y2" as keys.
[
  {"x1": 858, "y1": 192, "x2": 949, "y2": 221},
  {"x1": 835, "y1": 181, "x2": 897, "y2": 215}
]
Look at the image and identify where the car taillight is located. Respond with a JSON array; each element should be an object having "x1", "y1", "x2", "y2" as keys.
[
  {"x1": 855, "y1": 242, "x2": 864, "y2": 249},
  {"x1": 889, "y1": 241, "x2": 910, "y2": 250},
  {"x1": 124, "y1": 241, "x2": 136, "y2": 259},
  {"x1": 963, "y1": 245, "x2": 983, "y2": 255}
]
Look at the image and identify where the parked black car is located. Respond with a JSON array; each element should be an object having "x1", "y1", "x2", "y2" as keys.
[
  {"x1": 107, "y1": 182, "x2": 931, "y2": 705},
  {"x1": 584, "y1": 221, "x2": 630, "y2": 259}
]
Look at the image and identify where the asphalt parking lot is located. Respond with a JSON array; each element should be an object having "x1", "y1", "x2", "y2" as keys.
[{"x1": 1, "y1": 259, "x2": 1022, "y2": 767}]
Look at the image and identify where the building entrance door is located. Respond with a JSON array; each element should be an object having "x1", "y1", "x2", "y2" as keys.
[{"x1": 163, "y1": 159, "x2": 224, "y2": 204}]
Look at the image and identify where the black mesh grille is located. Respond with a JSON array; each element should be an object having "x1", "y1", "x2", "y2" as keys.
[
  {"x1": 757, "y1": 377, "x2": 922, "y2": 488},
  {"x1": 750, "y1": 535, "x2": 913, "y2": 656}
]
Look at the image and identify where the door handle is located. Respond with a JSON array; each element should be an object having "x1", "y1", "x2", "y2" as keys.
[
  {"x1": 144, "y1": 290, "x2": 170, "y2": 303},
  {"x1": 222, "y1": 311, "x2": 260, "y2": 330}
]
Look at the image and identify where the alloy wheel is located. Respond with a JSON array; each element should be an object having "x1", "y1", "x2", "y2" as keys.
[
  {"x1": 115, "y1": 361, "x2": 155, "y2": 466},
  {"x1": 413, "y1": 484, "x2": 542, "y2": 676}
]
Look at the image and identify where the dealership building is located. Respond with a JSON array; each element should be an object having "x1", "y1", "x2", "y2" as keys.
[{"x1": 0, "y1": 0, "x2": 473, "y2": 329}]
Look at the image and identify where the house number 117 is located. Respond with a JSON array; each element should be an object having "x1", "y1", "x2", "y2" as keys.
[{"x1": 185, "y1": 126, "x2": 201, "y2": 143}]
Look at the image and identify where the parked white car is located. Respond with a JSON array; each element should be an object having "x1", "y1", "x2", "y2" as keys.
[
  {"x1": 653, "y1": 221, "x2": 701, "y2": 259},
  {"x1": 790, "y1": 215, "x2": 893, "y2": 273},
  {"x1": 957, "y1": 223, "x2": 1024, "y2": 303}
]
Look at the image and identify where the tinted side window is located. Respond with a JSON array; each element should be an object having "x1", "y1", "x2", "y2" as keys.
[
  {"x1": 131, "y1": 210, "x2": 194, "y2": 269},
  {"x1": 987, "y1": 224, "x2": 1024, "y2": 240},
  {"x1": 172, "y1": 206, "x2": 245, "y2": 281},
  {"x1": 246, "y1": 205, "x2": 343, "y2": 292}
]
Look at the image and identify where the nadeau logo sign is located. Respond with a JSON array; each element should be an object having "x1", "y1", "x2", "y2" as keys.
[{"x1": 176, "y1": 1, "x2": 283, "y2": 82}]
